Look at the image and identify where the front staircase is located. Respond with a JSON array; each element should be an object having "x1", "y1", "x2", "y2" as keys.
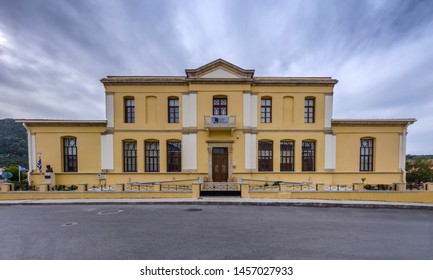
[{"x1": 201, "y1": 182, "x2": 240, "y2": 196}]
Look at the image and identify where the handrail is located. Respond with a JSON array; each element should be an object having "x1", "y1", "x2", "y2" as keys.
[
  {"x1": 130, "y1": 177, "x2": 200, "y2": 186},
  {"x1": 240, "y1": 177, "x2": 310, "y2": 186}
]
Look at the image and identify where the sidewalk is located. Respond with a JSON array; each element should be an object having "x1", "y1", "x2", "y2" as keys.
[{"x1": 1, "y1": 197, "x2": 433, "y2": 209}]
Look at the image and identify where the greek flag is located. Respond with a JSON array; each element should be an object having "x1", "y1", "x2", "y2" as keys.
[
  {"x1": 37, "y1": 157, "x2": 42, "y2": 173},
  {"x1": 18, "y1": 165, "x2": 27, "y2": 172}
]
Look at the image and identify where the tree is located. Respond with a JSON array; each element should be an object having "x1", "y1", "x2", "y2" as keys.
[
  {"x1": 3, "y1": 166, "x2": 27, "y2": 183},
  {"x1": 406, "y1": 158, "x2": 433, "y2": 184}
]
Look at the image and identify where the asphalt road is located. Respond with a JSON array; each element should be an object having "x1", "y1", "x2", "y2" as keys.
[{"x1": 0, "y1": 204, "x2": 432, "y2": 259}]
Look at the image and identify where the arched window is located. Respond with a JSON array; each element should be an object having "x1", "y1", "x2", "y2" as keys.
[
  {"x1": 63, "y1": 137, "x2": 77, "y2": 172},
  {"x1": 280, "y1": 140, "x2": 295, "y2": 171},
  {"x1": 167, "y1": 140, "x2": 181, "y2": 172},
  {"x1": 258, "y1": 141, "x2": 273, "y2": 171},
  {"x1": 168, "y1": 97, "x2": 179, "y2": 123},
  {"x1": 213, "y1": 96, "x2": 227, "y2": 116},
  {"x1": 124, "y1": 97, "x2": 135, "y2": 123},
  {"x1": 123, "y1": 140, "x2": 137, "y2": 172},
  {"x1": 302, "y1": 140, "x2": 316, "y2": 171},
  {"x1": 304, "y1": 97, "x2": 315, "y2": 123},
  {"x1": 145, "y1": 141, "x2": 160, "y2": 172},
  {"x1": 261, "y1": 97, "x2": 272, "y2": 123},
  {"x1": 360, "y1": 138, "x2": 374, "y2": 171}
]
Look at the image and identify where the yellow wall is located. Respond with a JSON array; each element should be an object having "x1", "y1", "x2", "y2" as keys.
[
  {"x1": 109, "y1": 85, "x2": 186, "y2": 130},
  {"x1": 22, "y1": 66, "x2": 411, "y2": 189},
  {"x1": 32, "y1": 126, "x2": 105, "y2": 174},
  {"x1": 334, "y1": 126, "x2": 402, "y2": 172}
]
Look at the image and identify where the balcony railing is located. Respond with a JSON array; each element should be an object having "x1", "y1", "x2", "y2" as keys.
[{"x1": 204, "y1": 115, "x2": 236, "y2": 130}]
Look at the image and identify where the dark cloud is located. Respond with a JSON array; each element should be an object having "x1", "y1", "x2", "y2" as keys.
[{"x1": 0, "y1": 0, "x2": 432, "y2": 153}]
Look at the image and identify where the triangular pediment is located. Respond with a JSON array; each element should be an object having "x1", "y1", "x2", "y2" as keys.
[{"x1": 185, "y1": 59, "x2": 255, "y2": 79}]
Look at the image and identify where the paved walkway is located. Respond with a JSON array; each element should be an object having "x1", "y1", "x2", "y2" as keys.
[{"x1": 1, "y1": 197, "x2": 433, "y2": 209}]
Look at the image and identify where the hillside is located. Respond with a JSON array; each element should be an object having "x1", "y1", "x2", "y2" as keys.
[{"x1": 0, "y1": 119, "x2": 28, "y2": 167}]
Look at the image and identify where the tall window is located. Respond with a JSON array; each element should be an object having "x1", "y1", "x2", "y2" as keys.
[
  {"x1": 360, "y1": 138, "x2": 374, "y2": 171},
  {"x1": 280, "y1": 141, "x2": 295, "y2": 171},
  {"x1": 261, "y1": 97, "x2": 272, "y2": 123},
  {"x1": 63, "y1": 137, "x2": 77, "y2": 172},
  {"x1": 302, "y1": 141, "x2": 315, "y2": 171},
  {"x1": 168, "y1": 97, "x2": 179, "y2": 123},
  {"x1": 123, "y1": 141, "x2": 137, "y2": 172},
  {"x1": 304, "y1": 98, "x2": 315, "y2": 123},
  {"x1": 124, "y1": 97, "x2": 135, "y2": 123},
  {"x1": 258, "y1": 141, "x2": 273, "y2": 171},
  {"x1": 167, "y1": 141, "x2": 181, "y2": 172},
  {"x1": 213, "y1": 97, "x2": 227, "y2": 115},
  {"x1": 145, "y1": 141, "x2": 160, "y2": 172}
]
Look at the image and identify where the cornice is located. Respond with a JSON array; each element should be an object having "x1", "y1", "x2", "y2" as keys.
[
  {"x1": 253, "y1": 77, "x2": 338, "y2": 86},
  {"x1": 185, "y1": 58, "x2": 255, "y2": 79},
  {"x1": 332, "y1": 119, "x2": 417, "y2": 127},
  {"x1": 16, "y1": 119, "x2": 107, "y2": 127}
]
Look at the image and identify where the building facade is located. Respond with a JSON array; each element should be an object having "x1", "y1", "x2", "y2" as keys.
[{"x1": 19, "y1": 59, "x2": 415, "y2": 188}]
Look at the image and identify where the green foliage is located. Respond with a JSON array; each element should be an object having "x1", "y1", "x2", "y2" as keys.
[
  {"x1": 52, "y1": 185, "x2": 78, "y2": 191},
  {"x1": 364, "y1": 184, "x2": 394, "y2": 190},
  {"x1": 3, "y1": 166, "x2": 27, "y2": 182},
  {"x1": 0, "y1": 119, "x2": 28, "y2": 167},
  {"x1": 406, "y1": 158, "x2": 433, "y2": 183}
]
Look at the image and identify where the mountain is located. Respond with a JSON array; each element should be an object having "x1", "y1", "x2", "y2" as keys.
[{"x1": 0, "y1": 119, "x2": 28, "y2": 167}]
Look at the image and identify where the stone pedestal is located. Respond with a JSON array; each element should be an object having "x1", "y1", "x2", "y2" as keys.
[
  {"x1": 426, "y1": 182, "x2": 433, "y2": 191},
  {"x1": 39, "y1": 184, "x2": 49, "y2": 192},
  {"x1": 1, "y1": 182, "x2": 12, "y2": 192},
  {"x1": 192, "y1": 183, "x2": 201, "y2": 198},
  {"x1": 395, "y1": 182, "x2": 406, "y2": 191},
  {"x1": 77, "y1": 183, "x2": 87, "y2": 192},
  {"x1": 353, "y1": 183, "x2": 364, "y2": 191},
  {"x1": 241, "y1": 184, "x2": 250, "y2": 198},
  {"x1": 115, "y1": 183, "x2": 124, "y2": 192},
  {"x1": 316, "y1": 183, "x2": 325, "y2": 191}
]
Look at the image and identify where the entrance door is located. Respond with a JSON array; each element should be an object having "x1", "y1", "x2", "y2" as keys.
[{"x1": 212, "y1": 147, "x2": 228, "y2": 182}]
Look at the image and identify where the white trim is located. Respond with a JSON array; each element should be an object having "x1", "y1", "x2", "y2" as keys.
[
  {"x1": 190, "y1": 92, "x2": 197, "y2": 127},
  {"x1": 101, "y1": 134, "x2": 114, "y2": 170},
  {"x1": 324, "y1": 134, "x2": 336, "y2": 170},
  {"x1": 182, "y1": 93, "x2": 190, "y2": 127},
  {"x1": 399, "y1": 132, "x2": 407, "y2": 170},
  {"x1": 251, "y1": 94, "x2": 258, "y2": 128},
  {"x1": 245, "y1": 133, "x2": 252, "y2": 169},
  {"x1": 325, "y1": 94, "x2": 333, "y2": 128},
  {"x1": 244, "y1": 133, "x2": 257, "y2": 170},
  {"x1": 243, "y1": 92, "x2": 251, "y2": 127},
  {"x1": 250, "y1": 133, "x2": 257, "y2": 169},
  {"x1": 201, "y1": 68, "x2": 240, "y2": 78},
  {"x1": 105, "y1": 93, "x2": 114, "y2": 128},
  {"x1": 31, "y1": 134, "x2": 36, "y2": 171},
  {"x1": 182, "y1": 133, "x2": 197, "y2": 170}
]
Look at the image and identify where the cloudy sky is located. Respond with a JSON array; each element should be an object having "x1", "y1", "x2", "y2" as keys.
[{"x1": 0, "y1": 0, "x2": 432, "y2": 154}]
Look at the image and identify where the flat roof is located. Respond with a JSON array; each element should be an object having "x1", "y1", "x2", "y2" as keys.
[
  {"x1": 332, "y1": 119, "x2": 416, "y2": 126},
  {"x1": 16, "y1": 119, "x2": 107, "y2": 127}
]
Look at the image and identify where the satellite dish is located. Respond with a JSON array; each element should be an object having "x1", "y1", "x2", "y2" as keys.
[{"x1": 2, "y1": 172, "x2": 13, "y2": 180}]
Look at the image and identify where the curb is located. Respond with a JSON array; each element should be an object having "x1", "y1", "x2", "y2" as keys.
[{"x1": 1, "y1": 200, "x2": 433, "y2": 210}]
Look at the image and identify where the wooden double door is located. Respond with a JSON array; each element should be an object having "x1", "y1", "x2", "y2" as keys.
[{"x1": 212, "y1": 147, "x2": 228, "y2": 182}]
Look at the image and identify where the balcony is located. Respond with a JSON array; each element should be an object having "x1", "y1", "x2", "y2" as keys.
[{"x1": 204, "y1": 115, "x2": 236, "y2": 133}]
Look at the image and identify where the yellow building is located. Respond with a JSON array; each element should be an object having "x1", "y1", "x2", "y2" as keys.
[{"x1": 18, "y1": 59, "x2": 415, "y2": 190}]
